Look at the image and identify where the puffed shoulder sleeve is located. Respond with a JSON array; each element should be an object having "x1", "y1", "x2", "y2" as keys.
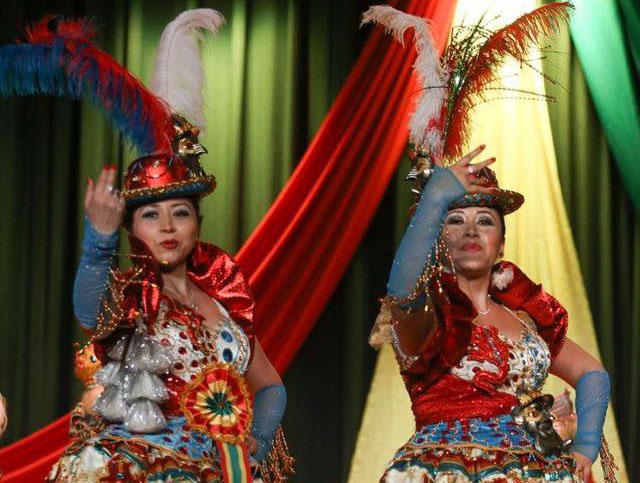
[
  {"x1": 189, "y1": 242, "x2": 256, "y2": 349},
  {"x1": 490, "y1": 261, "x2": 568, "y2": 361},
  {"x1": 399, "y1": 273, "x2": 476, "y2": 382}
]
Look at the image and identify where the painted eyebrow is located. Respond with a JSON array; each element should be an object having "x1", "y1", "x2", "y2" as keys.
[
  {"x1": 171, "y1": 203, "x2": 192, "y2": 209},
  {"x1": 142, "y1": 202, "x2": 190, "y2": 208}
]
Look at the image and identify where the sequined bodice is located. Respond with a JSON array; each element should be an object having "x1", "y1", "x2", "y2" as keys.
[
  {"x1": 450, "y1": 312, "x2": 551, "y2": 398},
  {"x1": 141, "y1": 296, "x2": 251, "y2": 383}
]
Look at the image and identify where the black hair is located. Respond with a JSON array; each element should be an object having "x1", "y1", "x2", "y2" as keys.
[
  {"x1": 123, "y1": 196, "x2": 202, "y2": 232},
  {"x1": 498, "y1": 210, "x2": 506, "y2": 237}
]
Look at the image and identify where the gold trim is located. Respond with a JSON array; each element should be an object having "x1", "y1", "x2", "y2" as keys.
[
  {"x1": 450, "y1": 189, "x2": 525, "y2": 214},
  {"x1": 398, "y1": 441, "x2": 575, "y2": 463},
  {"x1": 123, "y1": 176, "x2": 217, "y2": 202},
  {"x1": 91, "y1": 435, "x2": 216, "y2": 465}
]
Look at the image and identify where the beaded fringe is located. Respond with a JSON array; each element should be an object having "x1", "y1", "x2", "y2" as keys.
[
  {"x1": 599, "y1": 436, "x2": 619, "y2": 483},
  {"x1": 259, "y1": 427, "x2": 295, "y2": 483}
]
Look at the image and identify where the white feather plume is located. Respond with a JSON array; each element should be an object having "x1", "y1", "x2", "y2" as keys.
[
  {"x1": 150, "y1": 9, "x2": 225, "y2": 134},
  {"x1": 361, "y1": 5, "x2": 447, "y2": 155}
]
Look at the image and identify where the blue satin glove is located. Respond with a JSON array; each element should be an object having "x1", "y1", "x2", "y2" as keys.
[
  {"x1": 387, "y1": 166, "x2": 466, "y2": 304},
  {"x1": 572, "y1": 370, "x2": 610, "y2": 462},
  {"x1": 251, "y1": 384, "x2": 286, "y2": 462},
  {"x1": 73, "y1": 215, "x2": 118, "y2": 329}
]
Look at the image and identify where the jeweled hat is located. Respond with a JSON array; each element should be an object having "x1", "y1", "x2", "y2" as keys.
[
  {"x1": 122, "y1": 154, "x2": 217, "y2": 206},
  {"x1": 362, "y1": 3, "x2": 571, "y2": 215},
  {"x1": 407, "y1": 149, "x2": 524, "y2": 215},
  {"x1": 122, "y1": 10, "x2": 225, "y2": 206},
  {"x1": 122, "y1": 116, "x2": 217, "y2": 207},
  {"x1": 449, "y1": 167, "x2": 524, "y2": 214},
  {"x1": 0, "y1": 11, "x2": 223, "y2": 207}
]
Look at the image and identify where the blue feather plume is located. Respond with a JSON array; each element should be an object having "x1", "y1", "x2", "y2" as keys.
[{"x1": 0, "y1": 20, "x2": 172, "y2": 154}]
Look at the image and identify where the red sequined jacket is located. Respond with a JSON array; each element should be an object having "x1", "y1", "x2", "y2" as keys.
[
  {"x1": 93, "y1": 236, "x2": 255, "y2": 362},
  {"x1": 403, "y1": 261, "x2": 568, "y2": 429}
]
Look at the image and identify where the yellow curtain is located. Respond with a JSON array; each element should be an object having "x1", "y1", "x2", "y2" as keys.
[{"x1": 346, "y1": 1, "x2": 628, "y2": 482}]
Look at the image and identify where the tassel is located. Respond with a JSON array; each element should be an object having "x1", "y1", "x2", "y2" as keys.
[
  {"x1": 107, "y1": 335, "x2": 129, "y2": 361},
  {"x1": 127, "y1": 370, "x2": 169, "y2": 403},
  {"x1": 94, "y1": 361, "x2": 122, "y2": 387},
  {"x1": 93, "y1": 385, "x2": 127, "y2": 422},
  {"x1": 258, "y1": 427, "x2": 295, "y2": 483},
  {"x1": 599, "y1": 436, "x2": 619, "y2": 483}
]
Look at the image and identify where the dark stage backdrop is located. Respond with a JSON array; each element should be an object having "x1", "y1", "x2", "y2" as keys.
[
  {"x1": 0, "y1": 1, "x2": 388, "y2": 482},
  {"x1": 0, "y1": 1, "x2": 639, "y2": 483},
  {"x1": 543, "y1": 13, "x2": 640, "y2": 480}
]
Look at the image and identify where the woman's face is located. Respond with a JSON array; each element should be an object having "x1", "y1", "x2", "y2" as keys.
[
  {"x1": 444, "y1": 206, "x2": 504, "y2": 278},
  {"x1": 131, "y1": 198, "x2": 198, "y2": 269}
]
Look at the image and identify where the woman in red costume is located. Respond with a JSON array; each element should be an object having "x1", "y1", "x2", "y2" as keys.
[
  {"x1": 0, "y1": 9, "x2": 289, "y2": 483},
  {"x1": 47, "y1": 122, "x2": 287, "y2": 483},
  {"x1": 363, "y1": 4, "x2": 613, "y2": 483}
]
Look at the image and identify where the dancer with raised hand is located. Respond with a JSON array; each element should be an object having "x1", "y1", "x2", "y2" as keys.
[{"x1": 364, "y1": 4, "x2": 613, "y2": 483}]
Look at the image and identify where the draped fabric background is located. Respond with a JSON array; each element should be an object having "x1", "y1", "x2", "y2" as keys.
[
  {"x1": 347, "y1": 2, "x2": 630, "y2": 483},
  {"x1": 0, "y1": 1, "x2": 378, "y2": 481},
  {"x1": 0, "y1": 1, "x2": 638, "y2": 483},
  {"x1": 568, "y1": 0, "x2": 640, "y2": 210},
  {"x1": 542, "y1": 15, "x2": 640, "y2": 480}
]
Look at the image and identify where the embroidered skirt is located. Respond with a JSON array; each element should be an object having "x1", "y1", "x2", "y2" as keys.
[
  {"x1": 47, "y1": 416, "x2": 258, "y2": 483},
  {"x1": 381, "y1": 415, "x2": 580, "y2": 483}
]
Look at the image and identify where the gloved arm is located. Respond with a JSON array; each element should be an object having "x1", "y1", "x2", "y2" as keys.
[
  {"x1": 251, "y1": 384, "x2": 286, "y2": 462},
  {"x1": 387, "y1": 166, "x2": 466, "y2": 304},
  {"x1": 571, "y1": 370, "x2": 610, "y2": 462},
  {"x1": 73, "y1": 215, "x2": 118, "y2": 330}
]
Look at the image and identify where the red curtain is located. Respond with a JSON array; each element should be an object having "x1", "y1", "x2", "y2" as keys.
[
  {"x1": 240, "y1": 0, "x2": 456, "y2": 372},
  {"x1": 0, "y1": 1, "x2": 457, "y2": 480}
]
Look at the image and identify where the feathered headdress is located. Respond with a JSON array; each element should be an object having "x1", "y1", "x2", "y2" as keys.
[
  {"x1": 0, "y1": 14, "x2": 220, "y2": 206},
  {"x1": 0, "y1": 15, "x2": 173, "y2": 154},
  {"x1": 362, "y1": 3, "x2": 572, "y2": 163},
  {"x1": 361, "y1": 6, "x2": 447, "y2": 159},
  {"x1": 150, "y1": 9, "x2": 224, "y2": 135},
  {"x1": 122, "y1": 9, "x2": 226, "y2": 206}
]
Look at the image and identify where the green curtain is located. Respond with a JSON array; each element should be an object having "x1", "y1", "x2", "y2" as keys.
[
  {"x1": 568, "y1": 0, "x2": 640, "y2": 210},
  {"x1": 0, "y1": 2, "x2": 382, "y2": 482},
  {"x1": 618, "y1": 0, "x2": 640, "y2": 77},
  {"x1": 543, "y1": 21, "x2": 640, "y2": 482}
]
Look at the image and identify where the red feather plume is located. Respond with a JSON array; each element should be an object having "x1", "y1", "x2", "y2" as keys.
[
  {"x1": 15, "y1": 16, "x2": 173, "y2": 154},
  {"x1": 24, "y1": 15, "x2": 96, "y2": 43},
  {"x1": 442, "y1": 2, "x2": 572, "y2": 160}
]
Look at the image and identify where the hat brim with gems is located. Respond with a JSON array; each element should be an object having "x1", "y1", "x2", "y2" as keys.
[
  {"x1": 122, "y1": 155, "x2": 216, "y2": 207},
  {"x1": 449, "y1": 167, "x2": 524, "y2": 215},
  {"x1": 122, "y1": 115, "x2": 217, "y2": 207}
]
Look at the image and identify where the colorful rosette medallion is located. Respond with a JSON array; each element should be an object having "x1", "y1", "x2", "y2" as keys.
[{"x1": 181, "y1": 362, "x2": 254, "y2": 483}]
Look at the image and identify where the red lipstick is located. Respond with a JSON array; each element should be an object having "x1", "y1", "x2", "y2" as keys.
[
  {"x1": 461, "y1": 242, "x2": 482, "y2": 253},
  {"x1": 160, "y1": 240, "x2": 179, "y2": 249}
]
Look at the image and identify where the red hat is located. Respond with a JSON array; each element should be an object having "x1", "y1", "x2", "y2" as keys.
[{"x1": 122, "y1": 115, "x2": 216, "y2": 207}]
